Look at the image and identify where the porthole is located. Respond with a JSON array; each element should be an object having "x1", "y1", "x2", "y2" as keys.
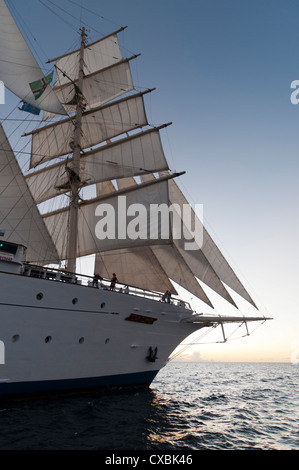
[
  {"x1": 72, "y1": 298, "x2": 78, "y2": 304},
  {"x1": 101, "y1": 302, "x2": 105, "y2": 308},
  {"x1": 78, "y1": 337, "x2": 84, "y2": 344},
  {"x1": 36, "y1": 292, "x2": 43, "y2": 300},
  {"x1": 12, "y1": 334, "x2": 20, "y2": 343},
  {"x1": 45, "y1": 336, "x2": 52, "y2": 343}
]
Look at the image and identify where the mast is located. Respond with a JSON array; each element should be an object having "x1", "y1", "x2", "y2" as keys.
[{"x1": 66, "y1": 27, "x2": 86, "y2": 272}]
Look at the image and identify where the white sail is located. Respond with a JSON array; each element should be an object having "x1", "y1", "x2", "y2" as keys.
[
  {"x1": 95, "y1": 247, "x2": 177, "y2": 294},
  {"x1": 50, "y1": 59, "x2": 135, "y2": 116},
  {"x1": 25, "y1": 127, "x2": 170, "y2": 204},
  {"x1": 43, "y1": 178, "x2": 171, "y2": 260},
  {"x1": 175, "y1": 238, "x2": 237, "y2": 307},
  {"x1": 150, "y1": 244, "x2": 213, "y2": 307},
  {"x1": 109, "y1": 175, "x2": 231, "y2": 305},
  {"x1": 97, "y1": 180, "x2": 117, "y2": 195},
  {"x1": 42, "y1": 29, "x2": 129, "y2": 119},
  {"x1": 93, "y1": 177, "x2": 212, "y2": 304},
  {"x1": 167, "y1": 177, "x2": 257, "y2": 308},
  {"x1": 51, "y1": 32, "x2": 125, "y2": 87},
  {"x1": 28, "y1": 92, "x2": 149, "y2": 167},
  {"x1": 116, "y1": 177, "x2": 136, "y2": 190},
  {"x1": 0, "y1": 0, "x2": 66, "y2": 115},
  {"x1": 0, "y1": 124, "x2": 59, "y2": 264},
  {"x1": 93, "y1": 176, "x2": 213, "y2": 305}
]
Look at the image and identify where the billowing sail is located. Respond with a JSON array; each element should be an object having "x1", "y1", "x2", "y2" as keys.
[
  {"x1": 50, "y1": 58, "x2": 135, "y2": 116},
  {"x1": 51, "y1": 31, "x2": 125, "y2": 87},
  {"x1": 139, "y1": 173, "x2": 236, "y2": 305},
  {"x1": 43, "y1": 177, "x2": 172, "y2": 260},
  {"x1": 167, "y1": 177, "x2": 257, "y2": 308},
  {"x1": 0, "y1": 0, "x2": 66, "y2": 115},
  {"x1": 27, "y1": 91, "x2": 150, "y2": 167},
  {"x1": 93, "y1": 175, "x2": 230, "y2": 306},
  {"x1": 149, "y1": 244, "x2": 214, "y2": 307},
  {"x1": 42, "y1": 28, "x2": 131, "y2": 119},
  {"x1": 93, "y1": 173, "x2": 255, "y2": 307},
  {"x1": 0, "y1": 124, "x2": 59, "y2": 264},
  {"x1": 95, "y1": 247, "x2": 177, "y2": 295},
  {"x1": 25, "y1": 126, "x2": 170, "y2": 203},
  {"x1": 93, "y1": 179, "x2": 214, "y2": 306}
]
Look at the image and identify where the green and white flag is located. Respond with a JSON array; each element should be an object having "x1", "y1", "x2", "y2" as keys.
[{"x1": 29, "y1": 71, "x2": 54, "y2": 100}]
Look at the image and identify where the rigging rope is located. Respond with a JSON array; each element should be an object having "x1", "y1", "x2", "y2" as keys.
[
  {"x1": 169, "y1": 317, "x2": 268, "y2": 361},
  {"x1": 38, "y1": 0, "x2": 79, "y2": 34}
]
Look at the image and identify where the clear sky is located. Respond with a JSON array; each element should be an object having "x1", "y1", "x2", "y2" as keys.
[{"x1": 1, "y1": 0, "x2": 299, "y2": 363}]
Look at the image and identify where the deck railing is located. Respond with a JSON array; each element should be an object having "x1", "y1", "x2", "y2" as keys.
[{"x1": 22, "y1": 263, "x2": 191, "y2": 310}]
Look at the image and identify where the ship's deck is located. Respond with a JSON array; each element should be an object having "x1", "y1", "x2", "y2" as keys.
[{"x1": 21, "y1": 263, "x2": 191, "y2": 310}]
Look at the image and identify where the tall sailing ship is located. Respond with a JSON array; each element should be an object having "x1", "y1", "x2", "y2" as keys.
[{"x1": 0, "y1": 0, "x2": 270, "y2": 399}]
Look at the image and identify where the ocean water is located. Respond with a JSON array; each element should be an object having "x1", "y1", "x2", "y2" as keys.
[{"x1": 0, "y1": 362, "x2": 298, "y2": 451}]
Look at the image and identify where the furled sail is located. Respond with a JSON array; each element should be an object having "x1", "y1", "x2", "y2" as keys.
[
  {"x1": 0, "y1": 124, "x2": 59, "y2": 264},
  {"x1": 0, "y1": 0, "x2": 66, "y2": 115}
]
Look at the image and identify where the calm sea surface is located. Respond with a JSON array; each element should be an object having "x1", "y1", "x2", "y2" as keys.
[{"x1": 0, "y1": 362, "x2": 298, "y2": 451}]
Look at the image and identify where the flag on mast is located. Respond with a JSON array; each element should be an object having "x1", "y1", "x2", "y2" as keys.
[{"x1": 29, "y1": 71, "x2": 54, "y2": 100}]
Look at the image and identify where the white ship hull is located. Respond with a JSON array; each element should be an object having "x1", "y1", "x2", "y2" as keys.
[{"x1": 0, "y1": 270, "x2": 199, "y2": 400}]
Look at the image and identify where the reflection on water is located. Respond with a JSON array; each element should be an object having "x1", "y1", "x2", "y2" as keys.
[
  {"x1": 0, "y1": 362, "x2": 298, "y2": 450},
  {"x1": 0, "y1": 386, "x2": 208, "y2": 450}
]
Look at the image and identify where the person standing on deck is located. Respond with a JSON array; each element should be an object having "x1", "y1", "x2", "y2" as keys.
[{"x1": 110, "y1": 273, "x2": 117, "y2": 290}]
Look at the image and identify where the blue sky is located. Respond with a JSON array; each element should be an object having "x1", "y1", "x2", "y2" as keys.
[{"x1": 2, "y1": 0, "x2": 299, "y2": 363}]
